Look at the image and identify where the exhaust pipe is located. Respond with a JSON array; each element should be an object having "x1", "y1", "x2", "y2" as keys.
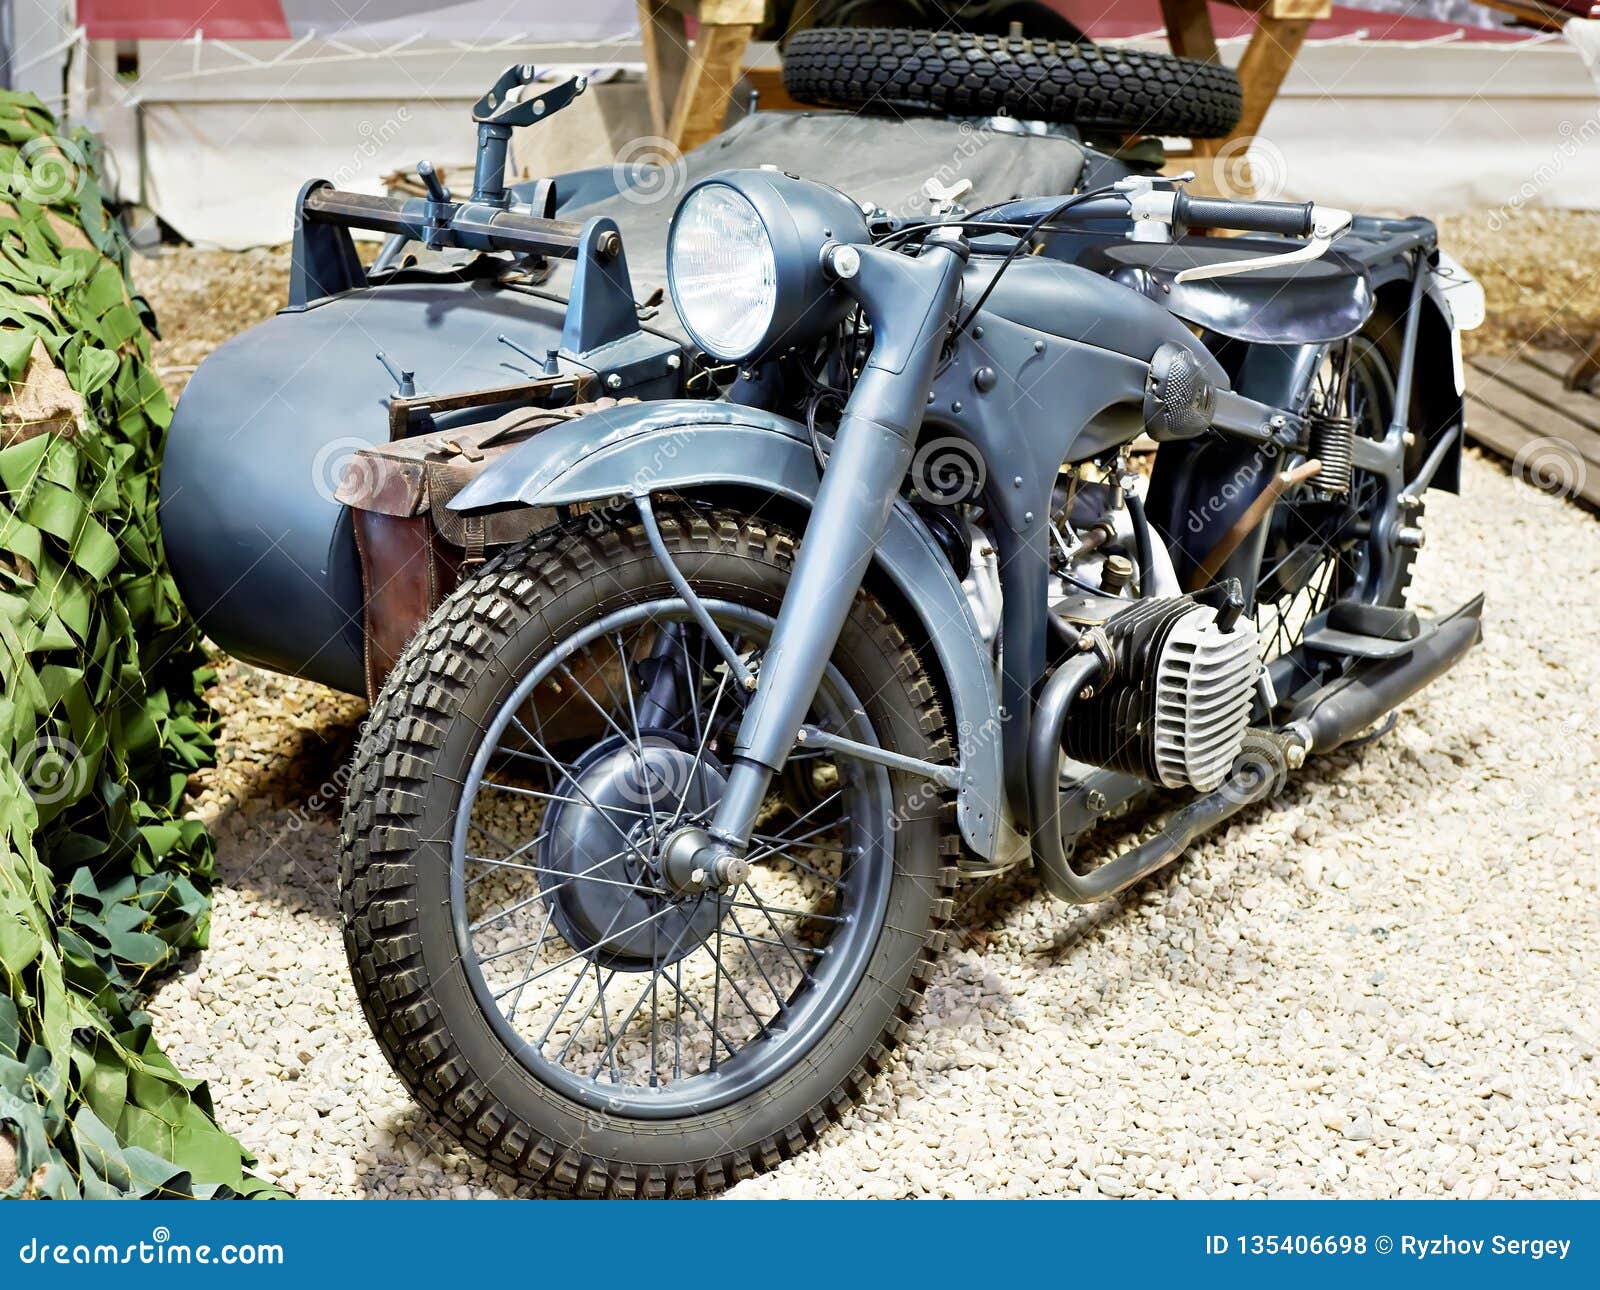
[
  {"x1": 1029, "y1": 594, "x2": 1484, "y2": 904},
  {"x1": 1288, "y1": 593, "x2": 1484, "y2": 753},
  {"x1": 1028, "y1": 646, "x2": 1291, "y2": 904}
]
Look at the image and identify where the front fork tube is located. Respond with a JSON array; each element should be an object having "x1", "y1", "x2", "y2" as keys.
[
  {"x1": 704, "y1": 240, "x2": 967, "y2": 849},
  {"x1": 709, "y1": 382, "x2": 917, "y2": 845}
]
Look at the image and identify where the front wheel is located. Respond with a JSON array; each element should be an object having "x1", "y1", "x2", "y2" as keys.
[{"x1": 340, "y1": 505, "x2": 956, "y2": 1196}]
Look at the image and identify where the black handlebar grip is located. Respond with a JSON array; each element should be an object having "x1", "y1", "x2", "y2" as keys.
[{"x1": 1172, "y1": 193, "x2": 1316, "y2": 237}]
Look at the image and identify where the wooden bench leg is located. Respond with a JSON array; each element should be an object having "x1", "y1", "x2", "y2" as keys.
[
  {"x1": 668, "y1": 22, "x2": 754, "y2": 152},
  {"x1": 1157, "y1": 2, "x2": 1315, "y2": 200},
  {"x1": 1566, "y1": 343, "x2": 1600, "y2": 393},
  {"x1": 638, "y1": 3, "x2": 754, "y2": 151},
  {"x1": 1233, "y1": 15, "x2": 1312, "y2": 142},
  {"x1": 638, "y1": 0, "x2": 691, "y2": 141}
]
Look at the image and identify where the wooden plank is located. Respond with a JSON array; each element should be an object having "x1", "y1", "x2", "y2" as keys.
[
  {"x1": 1466, "y1": 378, "x2": 1600, "y2": 468},
  {"x1": 661, "y1": 0, "x2": 764, "y2": 21},
  {"x1": 1464, "y1": 0, "x2": 1584, "y2": 35},
  {"x1": 1242, "y1": 0, "x2": 1332, "y2": 19},
  {"x1": 1463, "y1": 400, "x2": 1600, "y2": 509},
  {"x1": 1464, "y1": 389, "x2": 1600, "y2": 471},
  {"x1": 1518, "y1": 346, "x2": 1600, "y2": 398},
  {"x1": 1468, "y1": 355, "x2": 1600, "y2": 435},
  {"x1": 1518, "y1": 348, "x2": 1571, "y2": 384},
  {"x1": 1232, "y1": 15, "x2": 1312, "y2": 140},
  {"x1": 668, "y1": 22, "x2": 755, "y2": 151},
  {"x1": 742, "y1": 65, "x2": 807, "y2": 113},
  {"x1": 1163, "y1": 150, "x2": 1238, "y2": 200},
  {"x1": 638, "y1": 0, "x2": 690, "y2": 140},
  {"x1": 1159, "y1": 0, "x2": 1220, "y2": 62}
]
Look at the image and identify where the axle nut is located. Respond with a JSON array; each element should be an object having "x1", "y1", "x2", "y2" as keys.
[{"x1": 714, "y1": 855, "x2": 751, "y2": 887}]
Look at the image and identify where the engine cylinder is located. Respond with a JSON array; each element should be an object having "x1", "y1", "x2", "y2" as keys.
[{"x1": 1061, "y1": 597, "x2": 1258, "y2": 792}]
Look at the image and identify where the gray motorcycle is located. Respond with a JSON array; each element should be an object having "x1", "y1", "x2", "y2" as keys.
[{"x1": 336, "y1": 162, "x2": 1485, "y2": 1196}]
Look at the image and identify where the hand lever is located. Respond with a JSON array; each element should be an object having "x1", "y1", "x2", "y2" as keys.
[
  {"x1": 1172, "y1": 206, "x2": 1354, "y2": 284},
  {"x1": 1173, "y1": 234, "x2": 1334, "y2": 283}
]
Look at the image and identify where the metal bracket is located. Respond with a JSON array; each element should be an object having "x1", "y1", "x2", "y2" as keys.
[
  {"x1": 796, "y1": 724, "x2": 961, "y2": 788},
  {"x1": 561, "y1": 217, "x2": 642, "y2": 356},
  {"x1": 472, "y1": 65, "x2": 588, "y2": 127}
]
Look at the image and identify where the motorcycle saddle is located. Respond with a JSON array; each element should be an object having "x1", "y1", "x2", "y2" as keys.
[{"x1": 1080, "y1": 237, "x2": 1375, "y2": 346}]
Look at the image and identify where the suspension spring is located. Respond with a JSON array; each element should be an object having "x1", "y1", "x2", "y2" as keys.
[{"x1": 1307, "y1": 413, "x2": 1356, "y2": 497}]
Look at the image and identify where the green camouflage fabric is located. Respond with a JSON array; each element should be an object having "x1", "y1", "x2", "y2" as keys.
[{"x1": 0, "y1": 90, "x2": 280, "y2": 1199}]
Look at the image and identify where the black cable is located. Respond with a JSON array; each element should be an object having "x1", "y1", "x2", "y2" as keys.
[
  {"x1": 951, "y1": 190, "x2": 1121, "y2": 339},
  {"x1": 1127, "y1": 493, "x2": 1157, "y2": 596}
]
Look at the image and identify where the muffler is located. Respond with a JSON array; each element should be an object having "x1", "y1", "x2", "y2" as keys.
[{"x1": 1287, "y1": 593, "x2": 1484, "y2": 753}]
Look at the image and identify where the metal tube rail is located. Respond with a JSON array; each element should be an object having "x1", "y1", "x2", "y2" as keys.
[{"x1": 300, "y1": 185, "x2": 586, "y2": 259}]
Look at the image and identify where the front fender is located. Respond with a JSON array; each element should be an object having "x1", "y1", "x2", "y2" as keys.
[{"x1": 452, "y1": 399, "x2": 1009, "y2": 862}]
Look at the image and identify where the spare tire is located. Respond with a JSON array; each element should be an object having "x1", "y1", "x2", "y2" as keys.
[{"x1": 782, "y1": 27, "x2": 1243, "y2": 140}]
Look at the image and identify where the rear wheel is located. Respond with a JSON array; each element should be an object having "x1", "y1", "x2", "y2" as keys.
[
  {"x1": 1251, "y1": 321, "x2": 1423, "y2": 706},
  {"x1": 340, "y1": 506, "x2": 956, "y2": 1195}
]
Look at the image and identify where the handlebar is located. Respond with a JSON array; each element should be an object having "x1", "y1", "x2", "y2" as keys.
[{"x1": 1170, "y1": 193, "x2": 1316, "y2": 238}]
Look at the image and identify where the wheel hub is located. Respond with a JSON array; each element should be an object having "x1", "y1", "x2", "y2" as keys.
[{"x1": 539, "y1": 735, "x2": 729, "y2": 971}]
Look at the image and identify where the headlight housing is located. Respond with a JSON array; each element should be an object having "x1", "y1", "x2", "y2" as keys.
[
  {"x1": 667, "y1": 169, "x2": 871, "y2": 363},
  {"x1": 667, "y1": 185, "x2": 777, "y2": 359}
]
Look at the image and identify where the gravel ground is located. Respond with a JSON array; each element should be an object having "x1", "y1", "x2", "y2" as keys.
[{"x1": 138, "y1": 224, "x2": 1600, "y2": 1198}]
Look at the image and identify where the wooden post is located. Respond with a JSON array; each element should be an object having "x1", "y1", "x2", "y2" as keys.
[
  {"x1": 1159, "y1": 0, "x2": 1327, "y2": 199},
  {"x1": 1158, "y1": 0, "x2": 1220, "y2": 62},
  {"x1": 637, "y1": 0, "x2": 763, "y2": 154},
  {"x1": 1232, "y1": 14, "x2": 1315, "y2": 142},
  {"x1": 638, "y1": 0, "x2": 691, "y2": 140},
  {"x1": 668, "y1": 20, "x2": 756, "y2": 150}
]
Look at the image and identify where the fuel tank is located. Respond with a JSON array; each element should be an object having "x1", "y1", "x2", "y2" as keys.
[
  {"x1": 967, "y1": 254, "x2": 1223, "y2": 368},
  {"x1": 160, "y1": 279, "x2": 575, "y2": 694}
]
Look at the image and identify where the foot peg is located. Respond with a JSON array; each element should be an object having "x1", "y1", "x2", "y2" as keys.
[
  {"x1": 1288, "y1": 594, "x2": 1483, "y2": 753},
  {"x1": 1327, "y1": 601, "x2": 1420, "y2": 641}
]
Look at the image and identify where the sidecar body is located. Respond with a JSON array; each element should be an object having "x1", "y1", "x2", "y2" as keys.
[{"x1": 159, "y1": 111, "x2": 1106, "y2": 695}]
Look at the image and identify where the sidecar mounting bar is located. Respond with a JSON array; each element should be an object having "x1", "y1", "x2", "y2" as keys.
[{"x1": 299, "y1": 185, "x2": 586, "y2": 259}]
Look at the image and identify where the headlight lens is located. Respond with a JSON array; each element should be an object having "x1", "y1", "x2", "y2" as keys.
[{"x1": 668, "y1": 184, "x2": 778, "y2": 360}]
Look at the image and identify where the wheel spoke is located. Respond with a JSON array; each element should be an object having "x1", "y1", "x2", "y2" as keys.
[
  {"x1": 737, "y1": 882, "x2": 813, "y2": 980},
  {"x1": 725, "y1": 907, "x2": 790, "y2": 1010},
  {"x1": 589, "y1": 971, "x2": 659, "y2": 1081},
  {"x1": 477, "y1": 779, "x2": 651, "y2": 819},
  {"x1": 507, "y1": 716, "x2": 655, "y2": 867},
  {"x1": 454, "y1": 602, "x2": 885, "y2": 1107}
]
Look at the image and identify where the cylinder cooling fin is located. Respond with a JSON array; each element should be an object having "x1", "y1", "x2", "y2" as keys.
[{"x1": 1061, "y1": 597, "x2": 1259, "y2": 792}]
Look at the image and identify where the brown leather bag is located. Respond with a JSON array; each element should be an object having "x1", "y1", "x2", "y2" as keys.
[{"x1": 336, "y1": 399, "x2": 621, "y2": 698}]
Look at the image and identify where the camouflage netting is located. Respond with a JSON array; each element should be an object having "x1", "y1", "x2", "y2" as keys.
[{"x1": 0, "y1": 91, "x2": 280, "y2": 1198}]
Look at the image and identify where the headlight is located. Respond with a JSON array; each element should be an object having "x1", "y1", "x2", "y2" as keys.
[
  {"x1": 668, "y1": 184, "x2": 777, "y2": 360},
  {"x1": 667, "y1": 170, "x2": 871, "y2": 363}
]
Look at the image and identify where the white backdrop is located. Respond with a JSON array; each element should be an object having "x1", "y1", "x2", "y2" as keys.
[{"x1": 81, "y1": 28, "x2": 1600, "y2": 248}]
